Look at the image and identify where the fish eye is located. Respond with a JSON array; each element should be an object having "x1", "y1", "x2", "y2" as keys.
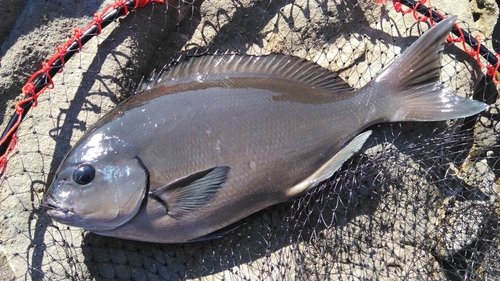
[{"x1": 73, "y1": 164, "x2": 96, "y2": 185}]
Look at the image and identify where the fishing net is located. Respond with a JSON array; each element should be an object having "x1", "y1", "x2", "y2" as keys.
[{"x1": 0, "y1": 0, "x2": 499, "y2": 280}]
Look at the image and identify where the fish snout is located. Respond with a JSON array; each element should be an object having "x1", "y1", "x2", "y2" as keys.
[
  {"x1": 42, "y1": 193, "x2": 72, "y2": 214},
  {"x1": 42, "y1": 177, "x2": 73, "y2": 215}
]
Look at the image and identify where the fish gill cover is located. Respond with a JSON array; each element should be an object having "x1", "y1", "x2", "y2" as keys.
[{"x1": 0, "y1": 0, "x2": 499, "y2": 280}]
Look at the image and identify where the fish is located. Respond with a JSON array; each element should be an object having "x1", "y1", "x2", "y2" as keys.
[{"x1": 43, "y1": 16, "x2": 487, "y2": 243}]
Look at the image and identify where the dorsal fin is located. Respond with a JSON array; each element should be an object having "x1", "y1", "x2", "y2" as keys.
[{"x1": 137, "y1": 54, "x2": 352, "y2": 93}]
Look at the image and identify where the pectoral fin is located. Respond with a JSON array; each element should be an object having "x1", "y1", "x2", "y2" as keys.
[
  {"x1": 149, "y1": 165, "x2": 230, "y2": 218},
  {"x1": 285, "y1": 130, "x2": 372, "y2": 198}
]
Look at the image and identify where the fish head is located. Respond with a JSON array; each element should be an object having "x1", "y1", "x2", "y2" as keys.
[{"x1": 43, "y1": 132, "x2": 148, "y2": 232}]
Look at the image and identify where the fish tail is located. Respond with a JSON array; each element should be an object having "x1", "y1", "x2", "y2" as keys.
[{"x1": 366, "y1": 16, "x2": 487, "y2": 122}]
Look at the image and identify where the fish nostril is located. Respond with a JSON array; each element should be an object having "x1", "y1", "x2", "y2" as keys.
[
  {"x1": 57, "y1": 178, "x2": 67, "y2": 188},
  {"x1": 43, "y1": 194, "x2": 58, "y2": 205}
]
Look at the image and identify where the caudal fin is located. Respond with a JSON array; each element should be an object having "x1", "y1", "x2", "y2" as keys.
[{"x1": 367, "y1": 16, "x2": 487, "y2": 122}]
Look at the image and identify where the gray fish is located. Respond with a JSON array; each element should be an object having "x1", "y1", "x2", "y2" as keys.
[{"x1": 43, "y1": 16, "x2": 487, "y2": 243}]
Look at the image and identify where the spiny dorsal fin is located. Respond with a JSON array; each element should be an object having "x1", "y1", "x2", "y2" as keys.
[
  {"x1": 149, "y1": 165, "x2": 230, "y2": 218},
  {"x1": 138, "y1": 54, "x2": 352, "y2": 93}
]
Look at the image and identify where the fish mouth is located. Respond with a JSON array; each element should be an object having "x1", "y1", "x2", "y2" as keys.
[
  {"x1": 42, "y1": 195, "x2": 74, "y2": 214},
  {"x1": 43, "y1": 204, "x2": 74, "y2": 214}
]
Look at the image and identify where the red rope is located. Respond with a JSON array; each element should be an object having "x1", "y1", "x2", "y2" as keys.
[
  {"x1": 392, "y1": 0, "x2": 413, "y2": 14},
  {"x1": 0, "y1": 133, "x2": 16, "y2": 176},
  {"x1": 56, "y1": 46, "x2": 66, "y2": 68},
  {"x1": 487, "y1": 54, "x2": 500, "y2": 84},
  {"x1": 93, "y1": 13, "x2": 104, "y2": 35},
  {"x1": 412, "y1": 0, "x2": 429, "y2": 22},
  {"x1": 73, "y1": 28, "x2": 84, "y2": 51},
  {"x1": 117, "y1": 0, "x2": 130, "y2": 14}
]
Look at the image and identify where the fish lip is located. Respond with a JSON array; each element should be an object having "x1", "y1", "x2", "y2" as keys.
[
  {"x1": 44, "y1": 204, "x2": 74, "y2": 214},
  {"x1": 42, "y1": 196, "x2": 74, "y2": 214}
]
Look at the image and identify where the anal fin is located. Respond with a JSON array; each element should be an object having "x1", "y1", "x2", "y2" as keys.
[{"x1": 285, "y1": 130, "x2": 372, "y2": 198}]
